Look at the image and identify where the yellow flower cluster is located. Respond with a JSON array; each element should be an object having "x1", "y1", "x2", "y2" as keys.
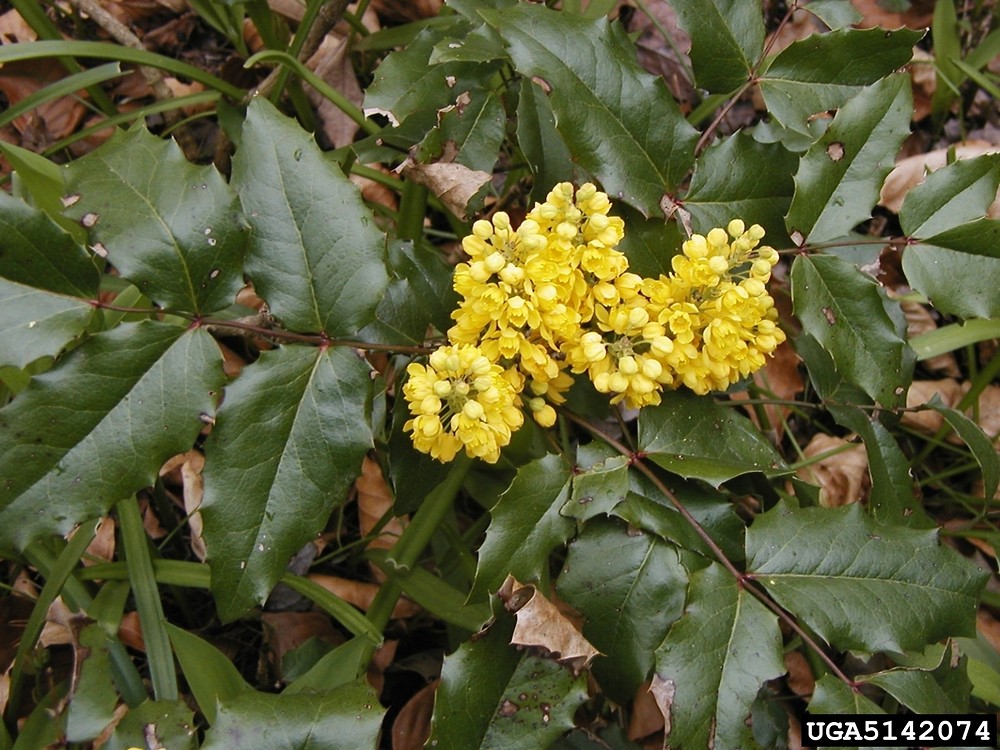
[{"x1": 403, "y1": 184, "x2": 785, "y2": 463}]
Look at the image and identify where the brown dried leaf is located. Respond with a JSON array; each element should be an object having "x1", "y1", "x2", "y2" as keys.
[
  {"x1": 0, "y1": 9, "x2": 36, "y2": 43},
  {"x1": 371, "y1": 0, "x2": 443, "y2": 23},
  {"x1": 118, "y1": 611, "x2": 145, "y2": 652},
  {"x1": 352, "y1": 164, "x2": 399, "y2": 212},
  {"x1": 306, "y1": 35, "x2": 364, "y2": 149},
  {"x1": 902, "y1": 302, "x2": 959, "y2": 376},
  {"x1": 977, "y1": 609, "x2": 1000, "y2": 656},
  {"x1": 82, "y1": 517, "x2": 116, "y2": 566},
  {"x1": 497, "y1": 576, "x2": 600, "y2": 672},
  {"x1": 39, "y1": 597, "x2": 75, "y2": 648},
  {"x1": 647, "y1": 672, "x2": 675, "y2": 740},
  {"x1": 784, "y1": 650, "x2": 814, "y2": 698},
  {"x1": 901, "y1": 378, "x2": 967, "y2": 433},
  {"x1": 262, "y1": 611, "x2": 343, "y2": 680},
  {"x1": 308, "y1": 573, "x2": 421, "y2": 618},
  {"x1": 358, "y1": 456, "x2": 406, "y2": 552},
  {"x1": 180, "y1": 451, "x2": 207, "y2": 561},
  {"x1": 976, "y1": 385, "x2": 1000, "y2": 440},
  {"x1": 879, "y1": 141, "x2": 1000, "y2": 214},
  {"x1": 367, "y1": 638, "x2": 398, "y2": 694},
  {"x1": 401, "y1": 161, "x2": 490, "y2": 219},
  {"x1": 795, "y1": 434, "x2": 869, "y2": 508},
  {"x1": 627, "y1": 681, "x2": 665, "y2": 742},
  {"x1": 851, "y1": 0, "x2": 934, "y2": 29},
  {"x1": 909, "y1": 48, "x2": 936, "y2": 122},
  {"x1": 392, "y1": 680, "x2": 437, "y2": 750}
]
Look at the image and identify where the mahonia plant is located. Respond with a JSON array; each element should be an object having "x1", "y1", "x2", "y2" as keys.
[{"x1": 406, "y1": 183, "x2": 784, "y2": 463}]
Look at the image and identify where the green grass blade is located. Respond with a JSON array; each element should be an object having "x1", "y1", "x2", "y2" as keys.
[
  {"x1": 909, "y1": 318, "x2": 1000, "y2": 360},
  {"x1": 0, "y1": 41, "x2": 245, "y2": 100},
  {"x1": 279, "y1": 573, "x2": 383, "y2": 645},
  {"x1": 0, "y1": 63, "x2": 126, "y2": 130},
  {"x1": 117, "y1": 496, "x2": 178, "y2": 701},
  {"x1": 5, "y1": 520, "x2": 99, "y2": 726}
]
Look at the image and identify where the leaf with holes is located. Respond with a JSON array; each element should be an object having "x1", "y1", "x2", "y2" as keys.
[
  {"x1": 791, "y1": 254, "x2": 911, "y2": 408},
  {"x1": 200, "y1": 344, "x2": 374, "y2": 621},
  {"x1": 232, "y1": 98, "x2": 388, "y2": 335},
  {"x1": 785, "y1": 73, "x2": 912, "y2": 243},
  {"x1": 654, "y1": 562, "x2": 784, "y2": 750},
  {"x1": 63, "y1": 125, "x2": 247, "y2": 314}
]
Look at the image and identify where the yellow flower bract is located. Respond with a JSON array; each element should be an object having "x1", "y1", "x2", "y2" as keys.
[{"x1": 404, "y1": 183, "x2": 785, "y2": 462}]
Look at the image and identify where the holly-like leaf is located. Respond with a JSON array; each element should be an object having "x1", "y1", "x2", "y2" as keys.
[
  {"x1": 0, "y1": 322, "x2": 223, "y2": 552},
  {"x1": 809, "y1": 674, "x2": 884, "y2": 714},
  {"x1": 414, "y1": 88, "x2": 506, "y2": 172},
  {"x1": 427, "y1": 611, "x2": 588, "y2": 750},
  {"x1": 862, "y1": 645, "x2": 971, "y2": 714},
  {"x1": 803, "y1": 0, "x2": 863, "y2": 29},
  {"x1": 903, "y1": 246, "x2": 1000, "y2": 321},
  {"x1": 481, "y1": 4, "x2": 698, "y2": 216},
  {"x1": 232, "y1": 98, "x2": 388, "y2": 335},
  {"x1": 758, "y1": 28, "x2": 922, "y2": 133},
  {"x1": 200, "y1": 344, "x2": 373, "y2": 621},
  {"x1": 201, "y1": 680, "x2": 384, "y2": 750},
  {"x1": 360, "y1": 240, "x2": 457, "y2": 345},
  {"x1": 472, "y1": 454, "x2": 574, "y2": 598},
  {"x1": 0, "y1": 192, "x2": 98, "y2": 369},
  {"x1": 563, "y1": 453, "x2": 628, "y2": 521},
  {"x1": 928, "y1": 399, "x2": 1000, "y2": 501},
  {"x1": 616, "y1": 205, "x2": 684, "y2": 278},
  {"x1": 791, "y1": 254, "x2": 910, "y2": 408},
  {"x1": 516, "y1": 78, "x2": 581, "y2": 204},
  {"x1": 747, "y1": 502, "x2": 988, "y2": 653},
  {"x1": 167, "y1": 624, "x2": 249, "y2": 723},
  {"x1": 683, "y1": 133, "x2": 797, "y2": 243},
  {"x1": 669, "y1": 0, "x2": 764, "y2": 93},
  {"x1": 829, "y1": 405, "x2": 926, "y2": 526},
  {"x1": 786, "y1": 73, "x2": 912, "y2": 243},
  {"x1": 103, "y1": 699, "x2": 197, "y2": 750},
  {"x1": 639, "y1": 389, "x2": 785, "y2": 488},
  {"x1": 64, "y1": 125, "x2": 247, "y2": 314},
  {"x1": 654, "y1": 562, "x2": 784, "y2": 750},
  {"x1": 899, "y1": 155, "x2": 1000, "y2": 238},
  {"x1": 557, "y1": 519, "x2": 688, "y2": 702}
]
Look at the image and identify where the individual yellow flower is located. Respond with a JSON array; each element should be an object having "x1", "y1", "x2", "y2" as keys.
[{"x1": 403, "y1": 344, "x2": 523, "y2": 464}]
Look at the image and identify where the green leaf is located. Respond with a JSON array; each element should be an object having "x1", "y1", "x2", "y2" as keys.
[
  {"x1": 803, "y1": 0, "x2": 862, "y2": 29},
  {"x1": 360, "y1": 240, "x2": 457, "y2": 345},
  {"x1": 563, "y1": 452, "x2": 628, "y2": 521},
  {"x1": 427, "y1": 612, "x2": 588, "y2": 750},
  {"x1": 683, "y1": 133, "x2": 797, "y2": 243},
  {"x1": 285, "y1": 636, "x2": 369, "y2": 694},
  {"x1": 616, "y1": 206, "x2": 684, "y2": 278},
  {"x1": 557, "y1": 519, "x2": 687, "y2": 702},
  {"x1": 785, "y1": 73, "x2": 912, "y2": 243},
  {"x1": 758, "y1": 28, "x2": 922, "y2": 133},
  {"x1": 862, "y1": 645, "x2": 971, "y2": 714},
  {"x1": 102, "y1": 699, "x2": 197, "y2": 750},
  {"x1": 201, "y1": 680, "x2": 384, "y2": 750},
  {"x1": 364, "y1": 20, "x2": 501, "y2": 128},
  {"x1": 916, "y1": 217, "x2": 1000, "y2": 259},
  {"x1": 928, "y1": 400, "x2": 999, "y2": 501},
  {"x1": 0, "y1": 140, "x2": 85, "y2": 241},
  {"x1": 482, "y1": 4, "x2": 698, "y2": 216},
  {"x1": 791, "y1": 254, "x2": 910, "y2": 408},
  {"x1": 167, "y1": 623, "x2": 250, "y2": 724},
  {"x1": 809, "y1": 674, "x2": 884, "y2": 713},
  {"x1": 829, "y1": 405, "x2": 926, "y2": 526},
  {"x1": 746, "y1": 502, "x2": 988, "y2": 653},
  {"x1": 669, "y1": 0, "x2": 764, "y2": 93},
  {"x1": 639, "y1": 389, "x2": 786, "y2": 488},
  {"x1": 0, "y1": 322, "x2": 223, "y2": 550},
  {"x1": 415, "y1": 88, "x2": 506, "y2": 172},
  {"x1": 201, "y1": 344, "x2": 373, "y2": 621},
  {"x1": 63, "y1": 125, "x2": 248, "y2": 314},
  {"x1": 232, "y1": 98, "x2": 388, "y2": 335},
  {"x1": 615, "y1": 471, "x2": 745, "y2": 562},
  {"x1": 899, "y1": 155, "x2": 1000, "y2": 237},
  {"x1": 0, "y1": 192, "x2": 98, "y2": 369},
  {"x1": 472, "y1": 454, "x2": 574, "y2": 598},
  {"x1": 66, "y1": 625, "x2": 118, "y2": 742},
  {"x1": 654, "y1": 562, "x2": 784, "y2": 750},
  {"x1": 515, "y1": 78, "x2": 581, "y2": 204},
  {"x1": 903, "y1": 244, "x2": 1000, "y2": 319}
]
